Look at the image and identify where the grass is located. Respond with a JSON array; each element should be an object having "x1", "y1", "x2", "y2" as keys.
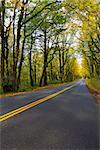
[
  {"x1": 0, "y1": 80, "x2": 76, "y2": 97},
  {"x1": 0, "y1": 84, "x2": 39, "y2": 95},
  {"x1": 0, "y1": 88, "x2": 4, "y2": 94},
  {"x1": 48, "y1": 80, "x2": 61, "y2": 85},
  {"x1": 86, "y1": 78, "x2": 100, "y2": 91},
  {"x1": 18, "y1": 84, "x2": 39, "y2": 92},
  {"x1": 0, "y1": 80, "x2": 64, "y2": 95},
  {"x1": 0, "y1": 78, "x2": 80, "y2": 98}
]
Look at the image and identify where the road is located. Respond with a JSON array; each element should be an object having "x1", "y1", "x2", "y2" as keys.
[{"x1": 0, "y1": 80, "x2": 99, "y2": 150}]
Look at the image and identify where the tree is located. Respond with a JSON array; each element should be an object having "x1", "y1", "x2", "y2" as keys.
[
  {"x1": 1, "y1": 0, "x2": 5, "y2": 91},
  {"x1": 1, "y1": 0, "x2": 98, "y2": 92}
]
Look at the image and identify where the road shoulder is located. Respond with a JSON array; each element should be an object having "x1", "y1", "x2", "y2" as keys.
[{"x1": 85, "y1": 79, "x2": 100, "y2": 104}]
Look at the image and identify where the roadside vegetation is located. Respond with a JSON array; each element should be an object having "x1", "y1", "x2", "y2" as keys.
[
  {"x1": 86, "y1": 78, "x2": 100, "y2": 91},
  {"x1": 86, "y1": 78, "x2": 100, "y2": 103},
  {"x1": 0, "y1": 0, "x2": 99, "y2": 94},
  {"x1": 0, "y1": 80, "x2": 76, "y2": 97}
]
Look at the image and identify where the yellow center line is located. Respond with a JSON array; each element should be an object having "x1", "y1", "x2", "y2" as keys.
[{"x1": 0, "y1": 83, "x2": 78, "y2": 122}]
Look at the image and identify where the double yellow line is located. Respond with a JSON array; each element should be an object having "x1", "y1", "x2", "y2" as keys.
[{"x1": 0, "y1": 83, "x2": 78, "y2": 122}]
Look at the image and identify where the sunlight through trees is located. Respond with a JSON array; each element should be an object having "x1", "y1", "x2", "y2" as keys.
[{"x1": 0, "y1": 0, "x2": 99, "y2": 92}]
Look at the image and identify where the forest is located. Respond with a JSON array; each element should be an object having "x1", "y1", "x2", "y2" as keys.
[{"x1": 0, "y1": 0, "x2": 100, "y2": 93}]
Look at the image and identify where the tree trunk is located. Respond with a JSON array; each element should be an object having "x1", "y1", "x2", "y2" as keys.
[
  {"x1": 13, "y1": 2, "x2": 25, "y2": 90},
  {"x1": 59, "y1": 49, "x2": 63, "y2": 82},
  {"x1": 34, "y1": 61, "x2": 37, "y2": 84},
  {"x1": 12, "y1": 4, "x2": 16, "y2": 90},
  {"x1": 50, "y1": 61, "x2": 53, "y2": 80},
  {"x1": 5, "y1": 36, "x2": 9, "y2": 85},
  {"x1": 1, "y1": 0, "x2": 5, "y2": 91},
  {"x1": 40, "y1": 29, "x2": 47, "y2": 86},
  {"x1": 61, "y1": 48, "x2": 64, "y2": 82},
  {"x1": 17, "y1": 37, "x2": 25, "y2": 89},
  {"x1": 17, "y1": 12, "x2": 27, "y2": 89},
  {"x1": 29, "y1": 51, "x2": 33, "y2": 87},
  {"x1": 29, "y1": 35, "x2": 34, "y2": 87},
  {"x1": 43, "y1": 29, "x2": 47, "y2": 85}
]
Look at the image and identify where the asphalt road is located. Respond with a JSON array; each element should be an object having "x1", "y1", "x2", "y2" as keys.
[
  {"x1": 0, "y1": 80, "x2": 99, "y2": 150},
  {"x1": 0, "y1": 80, "x2": 78, "y2": 115}
]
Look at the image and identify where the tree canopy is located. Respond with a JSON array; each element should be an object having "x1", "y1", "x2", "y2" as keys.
[{"x1": 0, "y1": 0, "x2": 99, "y2": 92}]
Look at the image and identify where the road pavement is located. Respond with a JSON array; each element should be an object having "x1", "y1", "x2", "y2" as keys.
[
  {"x1": 0, "y1": 80, "x2": 99, "y2": 150},
  {"x1": 0, "y1": 80, "x2": 78, "y2": 115}
]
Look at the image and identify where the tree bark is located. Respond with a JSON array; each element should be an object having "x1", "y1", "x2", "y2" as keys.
[
  {"x1": 17, "y1": 37, "x2": 25, "y2": 89},
  {"x1": 17, "y1": 11, "x2": 27, "y2": 89},
  {"x1": 29, "y1": 35, "x2": 34, "y2": 87},
  {"x1": 13, "y1": 1, "x2": 28, "y2": 90},
  {"x1": 59, "y1": 49, "x2": 63, "y2": 82},
  {"x1": 1, "y1": 0, "x2": 5, "y2": 90},
  {"x1": 40, "y1": 29, "x2": 47, "y2": 86},
  {"x1": 43, "y1": 29, "x2": 47, "y2": 85},
  {"x1": 61, "y1": 48, "x2": 64, "y2": 82},
  {"x1": 50, "y1": 61, "x2": 53, "y2": 80},
  {"x1": 34, "y1": 60, "x2": 36, "y2": 84},
  {"x1": 12, "y1": 3, "x2": 17, "y2": 90},
  {"x1": 5, "y1": 35, "x2": 9, "y2": 85}
]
